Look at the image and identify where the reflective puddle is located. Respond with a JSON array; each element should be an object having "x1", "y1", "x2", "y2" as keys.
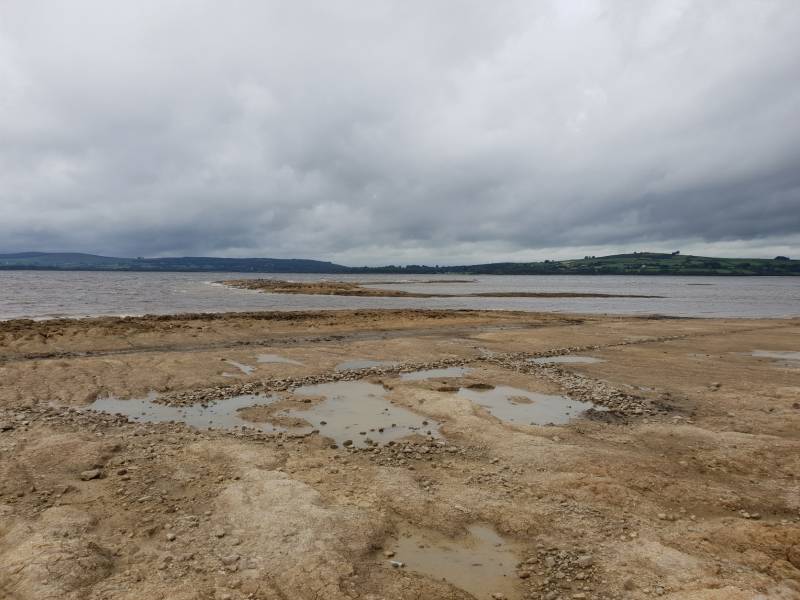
[
  {"x1": 85, "y1": 392, "x2": 286, "y2": 433},
  {"x1": 335, "y1": 359, "x2": 398, "y2": 371},
  {"x1": 530, "y1": 355, "x2": 605, "y2": 365},
  {"x1": 458, "y1": 385, "x2": 602, "y2": 425},
  {"x1": 400, "y1": 366, "x2": 472, "y2": 381},
  {"x1": 286, "y1": 381, "x2": 440, "y2": 448},
  {"x1": 223, "y1": 360, "x2": 255, "y2": 375},
  {"x1": 751, "y1": 350, "x2": 800, "y2": 361},
  {"x1": 383, "y1": 524, "x2": 521, "y2": 600},
  {"x1": 257, "y1": 354, "x2": 304, "y2": 365},
  {"x1": 84, "y1": 383, "x2": 438, "y2": 447}
]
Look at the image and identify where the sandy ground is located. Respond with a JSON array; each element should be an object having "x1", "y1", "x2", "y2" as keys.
[
  {"x1": 0, "y1": 309, "x2": 798, "y2": 600},
  {"x1": 221, "y1": 279, "x2": 660, "y2": 298}
]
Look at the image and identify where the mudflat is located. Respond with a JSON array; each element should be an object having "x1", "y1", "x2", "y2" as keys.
[
  {"x1": 222, "y1": 279, "x2": 661, "y2": 298},
  {"x1": 0, "y1": 309, "x2": 798, "y2": 599}
]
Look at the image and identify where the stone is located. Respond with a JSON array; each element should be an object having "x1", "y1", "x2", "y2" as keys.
[
  {"x1": 575, "y1": 554, "x2": 593, "y2": 568},
  {"x1": 623, "y1": 578, "x2": 636, "y2": 590},
  {"x1": 788, "y1": 545, "x2": 800, "y2": 569},
  {"x1": 80, "y1": 469, "x2": 102, "y2": 481},
  {"x1": 166, "y1": 533, "x2": 176, "y2": 541}
]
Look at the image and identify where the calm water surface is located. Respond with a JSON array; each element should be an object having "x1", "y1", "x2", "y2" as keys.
[{"x1": 0, "y1": 271, "x2": 797, "y2": 319}]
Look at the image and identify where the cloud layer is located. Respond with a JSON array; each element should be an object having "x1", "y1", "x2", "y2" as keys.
[{"x1": 1, "y1": 0, "x2": 799, "y2": 264}]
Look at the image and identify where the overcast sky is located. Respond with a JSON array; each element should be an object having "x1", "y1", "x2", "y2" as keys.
[{"x1": 1, "y1": 1, "x2": 799, "y2": 265}]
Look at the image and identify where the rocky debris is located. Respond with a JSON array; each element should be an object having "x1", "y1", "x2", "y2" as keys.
[
  {"x1": 485, "y1": 354, "x2": 651, "y2": 416},
  {"x1": 80, "y1": 469, "x2": 102, "y2": 481},
  {"x1": 345, "y1": 439, "x2": 477, "y2": 469},
  {"x1": 155, "y1": 347, "x2": 657, "y2": 419},
  {"x1": 157, "y1": 356, "x2": 475, "y2": 407},
  {"x1": 739, "y1": 510, "x2": 762, "y2": 520},
  {"x1": 518, "y1": 547, "x2": 607, "y2": 599}
]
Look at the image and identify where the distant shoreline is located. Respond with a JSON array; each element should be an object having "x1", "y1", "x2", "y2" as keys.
[
  {"x1": 0, "y1": 250, "x2": 798, "y2": 276},
  {"x1": 0, "y1": 266, "x2": 798, "y2": 276}
]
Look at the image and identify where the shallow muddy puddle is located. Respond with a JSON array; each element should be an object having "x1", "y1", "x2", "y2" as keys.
[
  {"x1": 85, "y1": 392, "x2": 289, "y2": 433},
  {"x1": 335, "y1": 359, "x2": 398, "y2": 371},
  {"x1": 85, "y1": 382, "x2": 439, "y2": 446},
  {"x1": 383, "y1": 524, "x2": 522, "y2": 600},
  {"x1": 256, "y1": 354, "x2": 304, "y2": 365},
  {"x1": 530, "y1": 355, "x2": 605, "y2": 364},
  {"x1": 223, "y1": 359, "x2": 255, "y2": 375},
  {"x1": 286, "y1": 381, "x2": 440, "y2": 447},
  {"x1": 399, "y1": 366, "x2": 472, "y2": 381},
  {"x1": 458, "y1": 385, "x2": 602, "y2": 425},
  {"x1": 750, "y1": 350, "x2": 800, "y2": 361}
]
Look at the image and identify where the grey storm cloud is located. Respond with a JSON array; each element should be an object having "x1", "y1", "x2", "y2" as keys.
[{"x1": 1, "y1": 0, "x2": 799, "y2": 264}]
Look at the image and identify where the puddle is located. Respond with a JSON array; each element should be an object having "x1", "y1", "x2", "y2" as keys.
[
  {"x1": 256, "y1": 353, "x2": 304, "y2": 365},
  {"x1": 85, "y1": 392, "x2": 289, "y2": 433},
  {"x1": 530, "y1": 355, "x2": 605, "y2": 365},
  {"x1": 384, "y1": 524, "x2": 521, "y2": 600},
  {"x1": 85, "y1": 382, "x2": 439, "y2": 447},
  {"x1": 335, "y1": 359, "x2": 398, "y2": 371},
  {"x1": 458, "y1": 385, "x2": 602, "y2": 425},
  {"x1": 224, "y1": 360, "x2": 255, "y2": 375},
  {"x1": 400, "y1": 366, "x2": 471, "y2": 381},
  {"x1": 286, "y1": 381, "x2": 440, "y2": 447},
  {"x1": 751, "y1": 350, "x2": 800, "y2": 361}
]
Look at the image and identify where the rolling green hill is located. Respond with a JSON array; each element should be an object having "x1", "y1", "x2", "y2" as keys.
[{"x1": 450, "y1": 252, "x2": 800, "y2": 276}]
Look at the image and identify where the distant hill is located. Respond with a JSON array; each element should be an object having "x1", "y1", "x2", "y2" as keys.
[
  {"x1": 0, "y1": 251, "x2": 797, "y2": 275},
  {"x1": 0, "y1": 253, "x2": 348, "y2": 273},
  {"x1": 448, "y1": 252, "x2": 800, "y2": 276}
]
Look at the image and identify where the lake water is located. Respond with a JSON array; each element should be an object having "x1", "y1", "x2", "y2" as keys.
[{"x1": 0, "y1": 271, "x2": 797, "y2": 320}]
